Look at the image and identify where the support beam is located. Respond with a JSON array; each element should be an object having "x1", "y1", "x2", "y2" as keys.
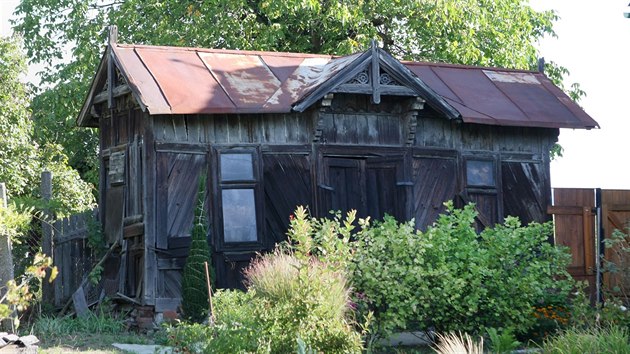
[{"x1": 371, "y1": 40, "x2": 381, "y2": 104}]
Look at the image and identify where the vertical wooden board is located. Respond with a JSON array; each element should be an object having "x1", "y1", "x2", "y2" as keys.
[
  {"x1": 412, "y1": 157, "x2": 457, "y2": 229},
  {"x1": 62, "y1": 239, "x2": 72, "y2": 300},
  {"x1": 602, "y1": 190, "x2": 630, "y2": 295},
  {"x1": 126, "y1": 141, "x2": 139, "y2": 216},
  {"x1": 339, "y1": 114, "x2": 358, "y2": 144},
  {"x1": 328, "y1": 160, "x2": 365, "y2": 217},
  {"x1": 263, "y1": 153, "x2": 312, "y2": 246},
  {"x1": 376, "y1": 115, "x2": 401, "y2": 145},
  {"x1": 415, "y1": 110, "x2": 453, "y2": 148},
  {"x1": 365, "y1": 115, "x2": 379, "y2": 145},
  {"x1": 142, "y1": 115, "x2": 157, "y2": 305},
  {"x1": 53, "y1": 222, "x2": 63, "y2": 306},
  {"x1": 155, "y1": 153, "x2": 170, "y2": 249},
  {"x1": 318, "y1": 113, "x2": 335, "y2": 143},
  {"x1": 365, "y1": 164, "x2": 397, "y2": 219},
  {"x1": 214, "y1": 115, "x2": 229, "y2": 143},
  {"x1": 240, "y1": 114, "x2": 257, "y2": 143},
  {"x1": 286, "y1": 113, "x2": 307, "y2": 143},
  {"x1": 501, "y1": 162, "x2": 548, "y2": 224},
  {"x1": 227, "y1": 115, "x2": 240, "y2": 143},
  {"x1": 203, "y1": 115, "x2": 216, "y2": 143}
]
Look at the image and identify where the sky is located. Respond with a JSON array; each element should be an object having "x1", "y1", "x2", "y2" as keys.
[
  {"x1": 529, "y1": 0, "x2": 630, "y2": 189},
  {"x1": 1, "y1": 0, "x2": 629, "y2": 189}
]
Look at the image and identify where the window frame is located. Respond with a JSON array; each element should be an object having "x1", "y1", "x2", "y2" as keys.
[
  {"x1": 464, "y1": 157, "x2": 497, "y2": 189},
  {"x1": 214, "y1": 146, "x2": 263, "y2": 251}
]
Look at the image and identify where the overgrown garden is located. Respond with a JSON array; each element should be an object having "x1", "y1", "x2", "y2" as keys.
[{"x1": 160, "y1": 204, "x2": 630, "y2": 353}]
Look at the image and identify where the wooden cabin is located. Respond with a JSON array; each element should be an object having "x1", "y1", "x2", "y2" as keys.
[{"x1": 77, "y1": 31, "x2": 598, "y2": 314}]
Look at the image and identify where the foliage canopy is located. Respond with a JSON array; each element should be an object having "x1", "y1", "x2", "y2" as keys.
[
  {"x1": 0, "y1": 35, "x2": 94, "y2": 215},
  {"x1": 12, "y1": 0, "x2": 581, "y2": 187}
]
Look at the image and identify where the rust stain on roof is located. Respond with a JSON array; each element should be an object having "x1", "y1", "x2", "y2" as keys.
[{"x1": 81, "y1": 44, "x2": 599, "y2": 130}]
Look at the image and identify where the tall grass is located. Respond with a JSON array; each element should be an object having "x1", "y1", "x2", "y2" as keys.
[
  {"x1": 32, "y1": 312, "x2": 125, "y2": 337},
  {"x1": 244, "y1": 250, "x2": 351, "y2": 320},
  {"x1": 541, "y1": 325, "x2": 630, "y2": 353},
  {"x1": 242, "y1": 249, "x2": 361, "y2": 353},
  {"x1": 432, "y1": 332, "x2": 484, "y2": 354}
]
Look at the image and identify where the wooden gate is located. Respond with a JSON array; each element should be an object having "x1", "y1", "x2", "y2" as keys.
[
  {"x1": 548, "y1": 188, "x2": 597, "y2": 301},
  {"x1": 548, "y1": 188, "x2": 630, "y2": 302}
]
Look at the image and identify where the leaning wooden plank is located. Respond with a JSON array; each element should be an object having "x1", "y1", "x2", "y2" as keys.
[{"x1": 72, "y1": 286, "x2": 89, "y2": 318}]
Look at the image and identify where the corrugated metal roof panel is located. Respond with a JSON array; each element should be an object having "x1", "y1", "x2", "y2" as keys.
[{"x1": 82, "y1": 44, "x2": 599, "y2": 130}]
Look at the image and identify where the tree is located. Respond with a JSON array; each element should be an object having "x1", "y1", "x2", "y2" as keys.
[
  {"x1": 11, "y1": 0, "x2": 581, "y2": 187},
  {"x1": 0, "y1": 35, "x2": 94, "y2": 215}
]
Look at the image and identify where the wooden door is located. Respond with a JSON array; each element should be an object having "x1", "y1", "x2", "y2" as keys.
[
  {"x1": 601, "y1": 190, "x2": 630, "y2": 299},
  {"x1": 548, "y1": 188, "x2": 597, "y2": 301},
  {"x1": 320, "y1": 156, "x2": 405, "y2": 221}
]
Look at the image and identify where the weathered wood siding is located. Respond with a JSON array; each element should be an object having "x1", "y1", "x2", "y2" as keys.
[
  {"x1": 152, "y1": 113, "x2": 314, "y2": 144},
  {"x1": 98, "y1": 93, "x2": 559, "y2": 308},
  {"x1": 263, "y1": 151, "x2": 312, "y2": 246}
]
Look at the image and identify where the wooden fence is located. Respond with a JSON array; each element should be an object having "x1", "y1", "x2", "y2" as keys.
[
  {"x1": 548, "y1": 188, "x2": 630, "y2": 303},
  {"x1": 46, "y1": 211, "x2": 97, "y2": 307}
]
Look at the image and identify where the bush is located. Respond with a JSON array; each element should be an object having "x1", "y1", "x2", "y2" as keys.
[
  {"x1": 165, "y1": 253, "x2": 362, "y2": 353},
  {"x1": 161, "y1": 290, "x2": 263, "y2": 353},
  {"x1": 351, "y1": 202, "x2": 573, "y2": 337}
]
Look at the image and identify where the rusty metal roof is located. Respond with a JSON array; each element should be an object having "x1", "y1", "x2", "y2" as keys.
[{"x1": 78, "y1": 43, "x2": 598, "y2": 129}]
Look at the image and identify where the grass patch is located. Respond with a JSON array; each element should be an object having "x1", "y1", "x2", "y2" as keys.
[
  {"x1": 540, "y1": 325, "x2": 630, "y2": 353},
  {"x1": 26, "y1": 312, "x2": 152, "y2": 352}
]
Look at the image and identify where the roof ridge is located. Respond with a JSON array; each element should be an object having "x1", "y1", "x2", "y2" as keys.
[
  {"x1": 116, "y1": 43, "x2": 335, "y2": 59},
  {"x1": 403, "y1": 60, "x2": 539, "y2": 73}
]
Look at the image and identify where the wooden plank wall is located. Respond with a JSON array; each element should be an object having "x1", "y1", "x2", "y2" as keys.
[
  {"x1": 139, "y1": 96, "x2": 560, "y2": 306},
  {"x1": 152, "y1": 113, "x2": 314, "y2": 145}
]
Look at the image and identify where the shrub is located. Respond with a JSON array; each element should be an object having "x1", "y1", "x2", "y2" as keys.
[
  {"x1": 602, "y1": 225, "x2": 630, "y2": 306},
  {"x1": 181, "y1": 173, "x2": 214, "y2": 323},
  {"x1": 162, "y1": 290, "x2": 263, "y2": 353},
  {"x1": 164, "y1": 253, "x2": 362, "y2": 353},
  {"x1": 351, "y1": 202, "x2": 573, "y2": 337}
]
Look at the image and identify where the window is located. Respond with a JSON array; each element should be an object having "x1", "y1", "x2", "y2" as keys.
[
  {"x1": 218, "y1": 151, "x2": 259, "y2": 245},
  {"x1": 222, "y1": 189, "x2": 257, "y2": 242},
  {"x1": 466, "y1": 159, "x2": 495, "y2": 187},
  {"x1": 464, "y1": 157, "x2": 499, "y2": 229}
]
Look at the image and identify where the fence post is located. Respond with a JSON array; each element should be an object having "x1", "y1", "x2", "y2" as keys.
[
  {"x1": 0, "y1": 182, "x2": 16, "y2": 331},
  {"x1": 41, "y1": 171, "x2": 54, "y2": 304},
  {"x1": 0, "y1": 183, "x2": 14, "y2": 283}
]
